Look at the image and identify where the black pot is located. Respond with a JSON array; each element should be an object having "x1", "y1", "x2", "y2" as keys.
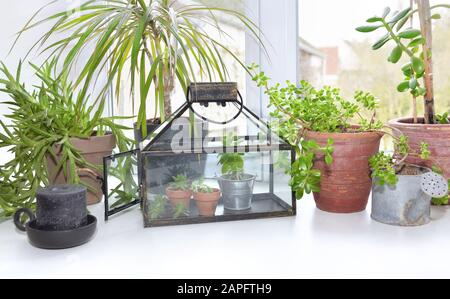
[{"x1": 35, "y1": 185, "x2": 87, "y2": 231}]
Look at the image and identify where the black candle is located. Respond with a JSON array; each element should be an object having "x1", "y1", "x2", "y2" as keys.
[{"x1": 36, "y1": 185, "x2": 87, "y2": 231}]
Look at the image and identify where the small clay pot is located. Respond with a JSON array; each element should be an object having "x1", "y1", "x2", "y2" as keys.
[
  {"x1": 194, "y1": 189, "x2": 221, "y2": 217},
  {"x1": 165, "y1": 187, "x2": 193, "y2": 210}
]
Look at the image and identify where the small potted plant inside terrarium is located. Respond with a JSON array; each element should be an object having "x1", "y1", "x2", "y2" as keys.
[
  {"x1": 148, "y1": 195, "x2": 187, "y2": 220},
  {"x1": 165, "y1": 174, "x2": 192, "y2": 211},
  {"x1": 218, "y1": 134, "x2": 256, "y2": 212},
  {"x1": 191, "y1": 178, "x2": 221, "y2": 217},
  {"x1": 369, "y1": 134, "x2": 448, "y2": 226}
]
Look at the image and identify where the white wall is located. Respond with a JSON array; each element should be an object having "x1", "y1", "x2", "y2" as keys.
[{"x1": 245, "y1": 0, "x2": 299, "y2": 119}]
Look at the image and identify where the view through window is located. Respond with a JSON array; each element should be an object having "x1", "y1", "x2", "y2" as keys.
[{"x1": 299, "y1": 0, "x2": 450, "y2": 140}]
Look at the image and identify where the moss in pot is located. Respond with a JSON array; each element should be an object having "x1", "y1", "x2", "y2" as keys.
[
  {"x1": 192, "y1": 178, "x2": 221, "y2": 217},
  {"x1": 165, "y1": 175, "x2": 192, "y2": 210}
]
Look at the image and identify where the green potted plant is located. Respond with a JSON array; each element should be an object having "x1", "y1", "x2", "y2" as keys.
[
  {"x1": 18, "y1": 0, "x2": 264, "y2": 140},
  {"x1": 165, "y1": 174, "x2": 192, "y2": 210},
  {"x1": 217, "y1": 134, "x2": 256, "y2": 211},
  {"x1": 148, "y1": 194, "x2": 187, "y2": 220},
  {"x1": 356, "y1": 1, "x2": 450, "y2": 203},
  {"x1": 191, "y1": 178, "x2": 221, "y2": 217},
  {"x1": 251, "y1": 67, "x2": 385, "y2": 213},
  {"x1": 369, "y1": 133, "x2": 440, "y2": 226},
  {"x1": 0, "y1": 60, "x2": 132, "y2": 216}
]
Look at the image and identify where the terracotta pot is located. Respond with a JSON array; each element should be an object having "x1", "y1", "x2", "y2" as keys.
[
  {"x1": 165, "y1": 187, "x2": 193, "y2": 210},
  {"x1": 305, "y1": 130, "x2": 383, "y2": 213},
  {"x1": 46, "y1": 134, "x2": 116, "y2": 205},
  {"x1": 194, "y1": 189, "x2": 221, "y2": 217},
  {"x1": 389, "y1": 117, "x2": 450, "y2": 186}
]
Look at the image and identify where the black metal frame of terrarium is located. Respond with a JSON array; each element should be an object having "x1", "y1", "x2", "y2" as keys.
[{"x1": 103, "y1": 82, "x2": 296, "y2": 227}]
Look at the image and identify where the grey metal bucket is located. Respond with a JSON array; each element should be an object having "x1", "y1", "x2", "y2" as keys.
[
  {"x1": 371, "y1": 170, "x2": 431, "y2": 227},
  {"x1": 219, "y1": 174, "x2": 256, "y2": 211}
]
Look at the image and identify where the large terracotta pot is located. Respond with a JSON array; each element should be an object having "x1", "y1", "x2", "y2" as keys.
[
  {"x1": 46, "y1": 134, "x2": 116, "y2": 205},
  {"x1": 305, "y1": 130, "x2": 383, "y2": 213},
  {"x1": 389, "y1": 117, "x2": 450, "y2": 183}
]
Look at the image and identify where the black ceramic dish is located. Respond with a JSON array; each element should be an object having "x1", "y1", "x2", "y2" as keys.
[{"x1": 15, "y1": 212, "x2": 97, "y2": 250}]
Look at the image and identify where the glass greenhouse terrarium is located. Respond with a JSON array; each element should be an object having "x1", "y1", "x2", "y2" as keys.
[{"x1": 103, "y1": 83, "x2": 296, "y2": 227}]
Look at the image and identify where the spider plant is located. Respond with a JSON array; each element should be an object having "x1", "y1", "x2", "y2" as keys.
[
  {"x1": 0, "y1": 60, "x2": 133, "y2": 217},
  {"x1": 17, "y1": 0, "x2": 265, "y2": 137}
]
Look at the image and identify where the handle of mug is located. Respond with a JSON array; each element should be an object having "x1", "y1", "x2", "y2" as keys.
[{"x1": 13, "y1": 208, "x2": 36, "y2": 232}]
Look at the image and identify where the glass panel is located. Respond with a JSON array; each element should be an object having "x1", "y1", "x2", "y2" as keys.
[
  {"x1": 273, "y1": 150, "x2": 294, "y2": 207},
  {"x1": 142, "y1": 148, "x2": 294, "y2": 226},
  {"x1": 104, "y1": 150, "x2": 139, "y2": 216},
  {"x1": 143, "y1": 102, "x2": 289, "y2": 153}
]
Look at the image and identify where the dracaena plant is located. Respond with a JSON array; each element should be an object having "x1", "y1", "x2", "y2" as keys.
[
  {"x1": 356, "y1": 1, "x2": 450, "y2": 124},
  {"x1": 17, "y1": 0, "x2": 264, "y2": 137},
  {"x1": 250, "y1": 65, "x2": 386, "y2": 199},
  {"x1": 0, "y1": 60, "x2": 133, "y2": 217}
]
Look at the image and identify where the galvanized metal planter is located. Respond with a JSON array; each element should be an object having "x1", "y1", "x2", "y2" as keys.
[
  {"x1": 371, "y1": 171, "x2": 431, "y2": 227},
  {"x1": 219, "y1": 174, "x2": 256, "y2": 211}
]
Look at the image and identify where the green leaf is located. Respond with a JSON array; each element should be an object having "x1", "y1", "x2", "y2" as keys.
[
  {"x1": 407, "y1": 37, "x2": 425, "y2": 48},
  {"x1": 356, "y1": 25, "x2": 382, "y2": 33},
  {"x1": 366, "y1": 17, "x2": 382, "y2": 23},
  {"x1": 398, "y1": 29, "x2": 422, "y2": 39},
  {"x1": 372, "y1": 34, "x2": 390, "y2": 50},
  {"x1": 388, "y1": 8, "x2": 411, "y2": 24},
  {"x1": 411, "y1": 56, "x2": 425, "y2": 75},
  {"x1": 397, "y1": 81, "x2": 410, "y2": 92},
  {"x1": 409, "y1": 78, "x2": 418, "y2": 89},
  {"x1": 401, "y1": 63, "x2": 413, "y2": 76},
  {"x1": 431, "y1": 14, "x2": 441, "y2": 20},
  {"x1": 382, "y1": 7, "x2": 391, "y2": 18},
  {"x1": 395, "y1": 14, "x2": 409, "y2": 31},
  {"x1": 388, "y1": 45, "x2": 402, "y2": 63}
]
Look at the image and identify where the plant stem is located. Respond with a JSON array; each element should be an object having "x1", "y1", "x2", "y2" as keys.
[
  {"x1": 382, "y1": 20, "x2": 414, "y2": 57},
  {"x1": 417, "y1": 0, "x2": 436, "y2": 124},
  {"x1": 412, "y1": 95, "x2": 418, "y2": 123}
]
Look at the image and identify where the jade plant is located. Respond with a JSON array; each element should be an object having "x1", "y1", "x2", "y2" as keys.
[
  {"x1": 356, "y1": 1, "x2": 450, "y2": 124},
  {"x1": 251, "y1": 65, "x2": 385, "y2": 199},
  {"x1": 0, "y1": 60, "x2": 133, "y2": 217}
]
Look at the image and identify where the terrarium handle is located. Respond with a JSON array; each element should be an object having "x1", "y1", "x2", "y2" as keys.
[{"x1": 186, "y1": 83, "x2": 244, "y2": 125}]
